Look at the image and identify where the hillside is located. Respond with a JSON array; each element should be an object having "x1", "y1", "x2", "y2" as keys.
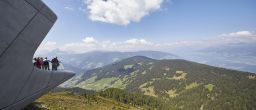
[
  {"x1": 23, "y1": 90, "x2": 144, "y2": 110},
  {"x1": 58, "y1": 50, "x2": 178, "y2": 87},
  {"x1": 24, "y1": 88, "x2": 173, "y2": 110},
  {"x1": 68, "y1": 56, "x2": 256, "y2": 110}
]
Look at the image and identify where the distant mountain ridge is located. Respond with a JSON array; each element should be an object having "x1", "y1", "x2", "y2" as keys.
[
  {"x1": 37, "y1": 50, "x2": 179, "y2": 73},
  {"x1": 201, "y1": 42, "x2": 256, "y2": 56},
  {"x1": 186, "y1": 42, "x2": 256, "y2": 73},
  {"x1": 66, "y1": 56, "x2": 256, "y2": 110}
]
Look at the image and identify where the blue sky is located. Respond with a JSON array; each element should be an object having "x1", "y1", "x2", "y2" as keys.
[{"x1": 38, "y1": 0, "x2": 256, "y2": 53}]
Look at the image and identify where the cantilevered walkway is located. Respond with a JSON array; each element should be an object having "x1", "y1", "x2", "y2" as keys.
[{"x1": 0, "y1": 0, "x2": 75, "y2": 109}]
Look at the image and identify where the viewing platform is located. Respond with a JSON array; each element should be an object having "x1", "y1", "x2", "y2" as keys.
[{"x1": 0, "y1": 0, "x2": 75, "y2": 109}]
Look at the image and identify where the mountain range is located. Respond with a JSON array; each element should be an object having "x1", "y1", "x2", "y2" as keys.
[
  {"x1": 37, "y1": 50, "x2": 179, "y2": 74},
  {"x1": 171, "y1": 42, "x2": 256, "y2": 73},
  {"x1": 37, "y1": 46, "x2": 256, "y2": 74},
  {"x1": 63, "y1": 56, "x2": 256, "y2": 110}
]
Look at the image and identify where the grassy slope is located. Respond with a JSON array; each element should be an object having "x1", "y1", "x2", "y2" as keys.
[{"x1": 32, "y1": 92, "x2": 142, "y2": 110}]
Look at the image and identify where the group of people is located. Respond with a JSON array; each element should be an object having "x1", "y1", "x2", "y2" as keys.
[{"x1": 33, "y1": 57, "x2": 60, "y2": 71}]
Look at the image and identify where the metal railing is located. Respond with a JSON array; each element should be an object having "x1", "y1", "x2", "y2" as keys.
[
  {"x1": 33, "y1": 61, "x2": 65, "y2": 71},
  {"x1": 49, "y1": 62, "x2": 65, "y2": 70}
]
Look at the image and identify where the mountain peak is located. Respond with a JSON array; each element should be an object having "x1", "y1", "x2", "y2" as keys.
[{"x1": 124, "y1": 56, "x2": 155, "y2": 61}]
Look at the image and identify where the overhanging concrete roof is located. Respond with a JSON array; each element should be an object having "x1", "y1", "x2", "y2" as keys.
[{"x1": 0, "y1": 0, "x2": 75, "y2": 109}]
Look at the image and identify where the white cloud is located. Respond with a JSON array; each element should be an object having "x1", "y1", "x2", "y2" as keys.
[
  {"x1": 164, "y1": 41, "x2": 203, "y2": 48},
  {"x1": 157, "y1": 31, "x2": 256, "y2": 50},
  {"x1": 62, "y1": 42, "x2": 96, "y2": 52},
  {"x1": 217, "y1": 31, "x2": 256, "y2": 44},
  {"x1": 42, "y1": 41, "x2": 57, "y2": 50},
  {"x1": 53, "y1": 37, "x2": 156, "y2": 53},
  {"x1": 125, "y1": 38, "x2": 152, "y2": 45},
  {"x1": 85, "y1": 0, "x2": 164, "y2": 25},
  {"x1": 220, "y1": 31, "x2": 255, "y2": 37},
  {"x1": 60, "y1": 37, "x2": 99, "y2": 53},
  {"x1": 37, "y1": 41, "x2": 58, "y2": 54},
  {"x1": 36, "y1": 30, "x2": 256, "y2": 54},
  {"x1": 83, "y1": 37, "x2": 98, "y2": 43}
]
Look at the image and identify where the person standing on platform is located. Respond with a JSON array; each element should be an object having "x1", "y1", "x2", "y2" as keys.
[
  {"x1": 51, "y1": 57, "x2": 59, "y2": 71},
  {"x1": 43, "y1": 57, "x2": 50, "y2": 70}
]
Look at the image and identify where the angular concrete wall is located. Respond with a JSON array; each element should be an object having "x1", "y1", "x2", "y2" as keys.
[{"x1": 0, "y1": 0, "x2": 75, "y2": 109}]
